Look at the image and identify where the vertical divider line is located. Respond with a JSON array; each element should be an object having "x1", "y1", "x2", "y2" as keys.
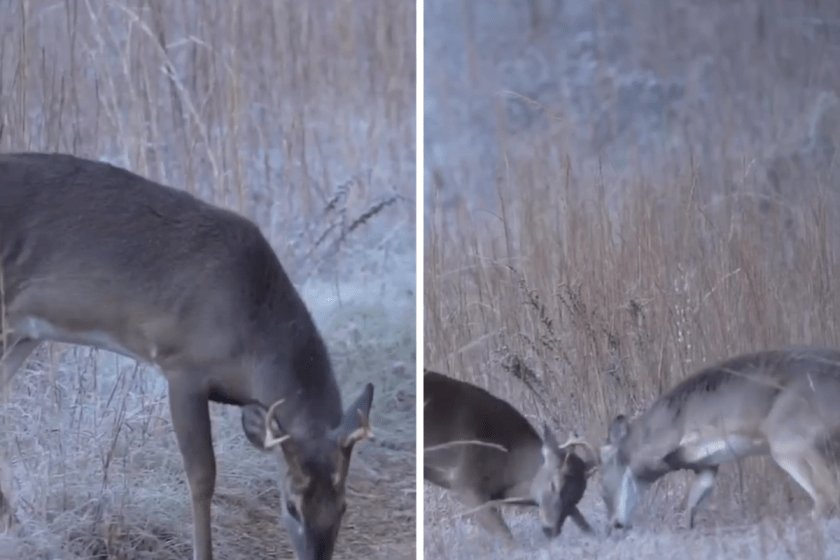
[{"x1": 415, "y1": 0, "x2": 425, "y2": 557}]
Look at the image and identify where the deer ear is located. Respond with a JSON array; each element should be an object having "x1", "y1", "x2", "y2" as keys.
[
  {"x1": 608, "y1": 415, "x2": 630, "y2": 444},
  {"x1": 541, "y1": 443, "x2": 560, "y2": 465},
  {"x1": 541, "y1": 423, "x2": 561, "y2": 464},
  {"x1": 600, "y1": 443, "x2": 616, "y2": 464},
  {"x1": 332, "y1": 383, "x2": 374, "y2": 487},
  {"x1": 335, "y1": 383, "x2": 375, "y2": 449},
  {"x1": 542, "y1": 422, "x2": 559, "y2": 449}
]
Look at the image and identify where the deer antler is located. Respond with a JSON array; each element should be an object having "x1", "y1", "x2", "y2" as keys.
[
  {"x1": 558, "y1": 432, "x2": 599, "y2": 475},
  {"x1": 557, "y1": 433, "x2": 594, "y2": 453},
  {"x1": 263, "y1": 398, "x2": 291, "y2": 449},
  {"x1": 333, "y1": 410, "x2": 373, "y2": 488},
  {"x1": 424, "y1": 440, "x2": 508, "y2": 453}
]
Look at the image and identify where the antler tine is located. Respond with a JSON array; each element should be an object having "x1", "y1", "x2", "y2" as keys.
[
  {"x1": 263, "y1": 398, "x2": 291, "y2": 449},
  {"x1": 557, "y1": 432, "x2": 593, "y2": 452},
  {"x1": 266, "y1": 398, "x2": 285, "y2": 420},
  {"x1": 558, "y1": 432, "x2": 599, "y2": 471}
]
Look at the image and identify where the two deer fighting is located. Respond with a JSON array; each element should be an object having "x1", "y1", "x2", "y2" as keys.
[{"x1": 426, "y1": 347, "x2": 840, "y2": 545}]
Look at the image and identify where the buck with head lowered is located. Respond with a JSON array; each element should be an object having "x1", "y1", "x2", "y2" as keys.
[
  {"x1": 424, "y1": 369, "x2": 596, "y2": 542},
  {"x1": 600, "y1": 347, "x2": 840, "y2": 531},
  {"x1": 0, "y1": 152, "x2": 374, "y2": 560}
]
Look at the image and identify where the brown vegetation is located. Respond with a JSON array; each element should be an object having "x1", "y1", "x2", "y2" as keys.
[{"x1": 425, "y1": 1, "x2": 839, "y2": 557}]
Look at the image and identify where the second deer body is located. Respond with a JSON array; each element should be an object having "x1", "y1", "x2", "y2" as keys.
[
  {"x1": 424, "y1": 369, "x2": 595, "y2": 541},
  {"x1": 600, "y1": 347, "x2": 840, "y2": 531}
]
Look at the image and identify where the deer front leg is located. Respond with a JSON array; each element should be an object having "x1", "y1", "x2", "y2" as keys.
[
  {"x1": 569, "y1": 506, "x2": 593, "y2": 533},
  {"x1": 168, "y1": 382, "x2": 216, "y2": 560},
  {"x1": 0, "y1": 337, "x2": 39, "y2": 529},
  {"x1": 0, "y1": 337, "x2": 39, "y2": 386}
]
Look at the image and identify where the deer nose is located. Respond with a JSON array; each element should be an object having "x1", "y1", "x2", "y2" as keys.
[{"x1": 542, "y1": 525, "x2": 559, "y2": 538}]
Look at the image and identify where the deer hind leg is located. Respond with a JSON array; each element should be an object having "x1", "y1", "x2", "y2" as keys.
[
  {"x1": 772, "y1": 445, "x2": 839, "y2": 520},
  {"x1": 765, "y1": 390, "x2": 840, "y2": 521},
  {"x1": 168, "y1": 382, "x2": 217, "y2": 560},
  {"x1": 806, "y1": 451, "x2": 840, "y2": 517},
  {"x1": 683, "y1": 467, "x2": 718, "y2": 529}
]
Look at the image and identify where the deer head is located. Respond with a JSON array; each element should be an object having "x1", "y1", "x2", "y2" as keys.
[
  {"x1": 532, "y1": 424, "x2": 598, "y2": 538},
  {"x1": 241, "y1": 383, "x2": 374, "y2": 560}
]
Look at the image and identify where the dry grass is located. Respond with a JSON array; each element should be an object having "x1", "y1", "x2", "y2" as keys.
[
  {"x1": 0, "y1": 1, "x2": 415, "y2": 559},
  {"x1": 424, "y1": 0, "x2": 840, "y2": 558}
]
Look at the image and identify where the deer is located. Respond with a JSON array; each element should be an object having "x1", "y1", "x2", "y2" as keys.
[
  {"x1": 0, "y1": 152, "x2": 375, "y2": 560},
  {"x1": 599, "y1": 347, "x2": 840, "y2": 532},
  {"x1": 423, "y1": 368, "x2": 597, "y2": 543}
]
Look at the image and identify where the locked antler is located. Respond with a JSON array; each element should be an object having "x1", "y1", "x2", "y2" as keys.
[{"x1": 558, "y1": 432, "x2": 599, "y2": 476}]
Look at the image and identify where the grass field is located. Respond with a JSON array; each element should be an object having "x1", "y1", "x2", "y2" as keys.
[
  {"x1": 424, "y1": 0, "x2": 840, "y2": 558},
  {"x1": 0, "y1": 1, "x2": 415, "y2": 559}
]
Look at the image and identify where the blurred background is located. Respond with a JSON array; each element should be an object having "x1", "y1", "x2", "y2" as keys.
[
  {"x1": 0, "y1": 1, "x2": 415, "y2": 559},
  {"x1": 424, "y1": 0, "x2": 840, "y2": 558}
]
